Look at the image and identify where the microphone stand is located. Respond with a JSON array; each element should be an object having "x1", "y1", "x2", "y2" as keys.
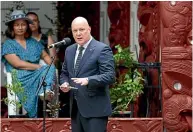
[{"x1": 36, "y1": 48, "x2": 59, "y2": 132}]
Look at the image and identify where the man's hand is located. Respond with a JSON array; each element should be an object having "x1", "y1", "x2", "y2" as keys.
[
  {"x1": 60, "y1": 82, "x2": 70, "y2": 93},
  {"x1": 71, "y1": 78, "x2": 89, "y2": 86}
]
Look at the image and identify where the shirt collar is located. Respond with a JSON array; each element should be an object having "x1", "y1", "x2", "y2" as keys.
[{"x1": 77, "y1": 36, "x2": 93, "y2": 50}]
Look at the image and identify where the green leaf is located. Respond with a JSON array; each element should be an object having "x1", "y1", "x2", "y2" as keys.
[{"x1": 117, "y1": 98, "x2": 122, "y2": 103}]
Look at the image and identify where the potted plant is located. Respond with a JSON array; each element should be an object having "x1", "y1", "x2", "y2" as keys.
[{"x1": 110, "y1": 45, "x2": 144, "y2": 116}]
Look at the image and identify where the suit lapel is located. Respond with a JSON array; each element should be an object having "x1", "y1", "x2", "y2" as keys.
[
  {"x1": 69, "y1": 45, "x2": 77, "y2": 75},
  {"x1": 75, "y1": 40, "x2": 96, "y2": 76}
]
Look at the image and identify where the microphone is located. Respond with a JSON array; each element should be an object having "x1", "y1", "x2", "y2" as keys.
[{"x1": 48, "y1": 37, "x2": 71, "y2": 49}]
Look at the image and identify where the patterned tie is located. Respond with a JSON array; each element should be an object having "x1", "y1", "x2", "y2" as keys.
[
  {"x1": 73, "y1": 46, "x2": 84, "y2": 100},
  {"x1": 74, "y1": 46, "x2": 84, "y2": 75}
]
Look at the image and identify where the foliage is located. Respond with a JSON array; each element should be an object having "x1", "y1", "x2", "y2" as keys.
[
  {"x1": 110, "y1": 45, "x2": 144, "y2": 114},
  {"x1": 1, "y1": 70, "x2": 27, "y2": 111},
  {"x1": 114, "y1": 45, "x2": 138, "y2": 68},
  {"x1": 47, "y1": 102, "x2": 61, "y2": 117}
]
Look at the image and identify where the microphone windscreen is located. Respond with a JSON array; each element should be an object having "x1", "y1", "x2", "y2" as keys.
[{"x1": 64, "y1": 37, "x2": 71, "y2": 45}]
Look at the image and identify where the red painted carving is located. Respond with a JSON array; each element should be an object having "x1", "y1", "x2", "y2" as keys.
[
  {"x1": 107, "y1": 1, "x2": 130, "y2": 53},
  {"x1": 163, "y1": 92, "x2": 192, "y2": 132},
  {"x1": 137, "y1": 1, "x2": 161, "y2": 117},
  {"x1": 107, "y1": 120, "x2": 124, "y2": 132},
  {"x1": 160, "y1": 1, "x2": 192, "y2": 132},
  {"x1": 60, "y1": 120, "x2": 71, "y2": 132},
  {"x1": 138, "y1": 1, "x2": 159, "y2": 63},
  {"x1": 1, "y1": 118, "x2": 163, "y2": 132},
  {"x1": 1, "y1": 119, "x2": 71, "y2": 132},
  {"x1": 1, "y1": 121, "x2": 14, "y2": 132},
  {"x1": 1, "y1": 86, "x2": 8, "y2": 118},
  {"x1": 133, "y1": 119, "x2": 163, "y2": 132},
  {"x1": 161, "y1": 2, "x2": 192, "y2": 47}
]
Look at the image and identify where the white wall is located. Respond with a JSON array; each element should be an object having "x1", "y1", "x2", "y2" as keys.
[{"x1": 1, "y1": 1, "x2": 57, "y2": 41}]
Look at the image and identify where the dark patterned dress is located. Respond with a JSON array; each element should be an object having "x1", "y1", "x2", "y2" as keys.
[{"x1": 39, "y1": 34, "x2": 49, "y2": 54}]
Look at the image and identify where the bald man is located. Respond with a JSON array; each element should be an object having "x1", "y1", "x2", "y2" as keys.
[{"x1": 60, "y1": 16, "x2": 115, "y2": 132}]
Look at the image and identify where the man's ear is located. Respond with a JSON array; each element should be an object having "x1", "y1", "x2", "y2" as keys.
[{"x1": 89, "y1": 26, "x2": 91, "y2": 32}]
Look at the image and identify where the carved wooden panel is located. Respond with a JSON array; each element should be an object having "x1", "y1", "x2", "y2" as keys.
[
  {"x1": 160, "y1": 1, "x2": 192, "y2": 132},
  {"x1": 107, "y1": 1, "x2": 130, "y2": 53},
  {"x1": 107, "y1": 119, "x2": 163, "y2": 132},
  {"x1": 137, "y1": 1, "x2": 161, "y2": 117},
  {"x1": 1, "y1": 118, "x2": 163, "y2": 132}
]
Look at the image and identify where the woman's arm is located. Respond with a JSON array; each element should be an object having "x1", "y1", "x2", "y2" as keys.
[
  {"x1": 4, "y1": 54, "x2": 41, "y2": 70},
  {"x1": 41, "y1": 50, "x2": 52, "y2": 65},
  {"x1": 47, "y1": 35, "x2": 55, "y2": 57},
  {"x1": 47, "y1": 35, "x2": 58, "y2": 65}
]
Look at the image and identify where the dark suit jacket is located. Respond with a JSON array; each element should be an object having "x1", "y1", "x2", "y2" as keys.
[{"x1": 60, "y1": 38, "x2": 115, "y2": 118}]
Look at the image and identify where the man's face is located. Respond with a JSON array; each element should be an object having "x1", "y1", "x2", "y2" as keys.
[{"x1": 71, "y1": 22, "x2": 91, "y2": 46}]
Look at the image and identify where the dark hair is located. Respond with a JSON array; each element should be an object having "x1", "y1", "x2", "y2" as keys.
[
  {"x1": 26, "y1": 12, "x2": 42, "y2": 33},
  {"x1": 5, "y1": 20, "x2": 32, "y2": 39}
]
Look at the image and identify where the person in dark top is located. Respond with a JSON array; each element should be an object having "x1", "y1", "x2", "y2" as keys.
[
  {"x1": 26, "y1": 12, "x2": 58, "y2": 117},
  {"x1": 26, "y1": 12, "x2": 58, "y2": 65}
]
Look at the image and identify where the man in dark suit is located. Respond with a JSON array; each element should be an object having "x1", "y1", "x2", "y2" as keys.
[{"x1": 60, "y1": 16, "x2": 115, "y2": 132}]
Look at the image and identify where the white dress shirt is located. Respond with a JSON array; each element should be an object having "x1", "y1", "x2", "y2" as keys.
[{"x1": 74, "y1": 36, "x2": 93, "y2": 68}]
